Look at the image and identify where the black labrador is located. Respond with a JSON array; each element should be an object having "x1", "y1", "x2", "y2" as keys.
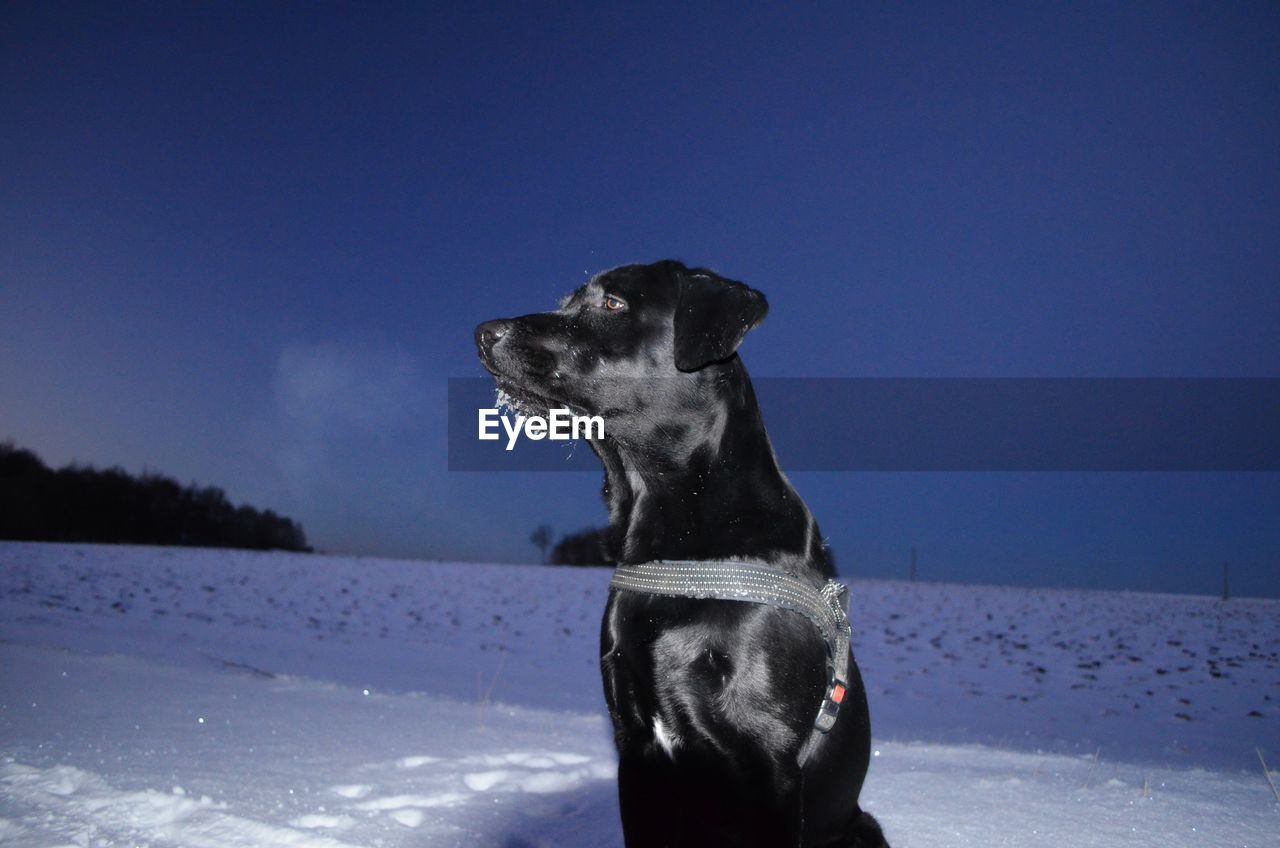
[{"x1": 475, "y1": 260, "x2": 888, "y2": 847}]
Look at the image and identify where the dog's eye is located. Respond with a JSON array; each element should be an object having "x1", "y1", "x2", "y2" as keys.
[{"x1": 602, "y1": 295, "x2": 628, "y2": 312}]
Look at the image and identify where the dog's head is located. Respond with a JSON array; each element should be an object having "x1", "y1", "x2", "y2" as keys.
[{"x1": 474, "y1": 260, "x2": 767, "y2": 447}]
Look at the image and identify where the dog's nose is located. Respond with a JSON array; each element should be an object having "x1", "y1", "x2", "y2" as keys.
[{"x1": 475, "y1": 319, "x2": 511, "y2": 354}]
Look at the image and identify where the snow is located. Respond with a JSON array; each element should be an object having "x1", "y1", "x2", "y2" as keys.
[{"x1": 1, "y1": 542, "x2": 1277, "y2": 846}]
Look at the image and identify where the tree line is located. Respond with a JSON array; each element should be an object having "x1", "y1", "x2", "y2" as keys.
[
  {"x1": 526, "y1": 523, "x2": 612, "y2": 566},
  {"x1": 0, "y1": 441, "x2": 310, "y2": 552}
]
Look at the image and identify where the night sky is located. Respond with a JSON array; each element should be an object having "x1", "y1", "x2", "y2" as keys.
[{"x1": 3, "y1": 2, "x2": 1278, "y2": 596}]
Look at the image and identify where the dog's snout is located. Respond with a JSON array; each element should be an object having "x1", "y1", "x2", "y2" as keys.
[{"x1": 475, "y1": 319, "x2": 511, "y2": 354}]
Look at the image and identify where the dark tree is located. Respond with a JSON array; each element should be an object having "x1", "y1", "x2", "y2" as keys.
[
  {"x1": 530, "y1": 523, "x2": 553, "y2": 564},
  {"x1": 0, "y1": 441, "x2": 310, "y2": 552},
  {"x1": 549, "y1": 527, "x2": 612, "y2": 567}
]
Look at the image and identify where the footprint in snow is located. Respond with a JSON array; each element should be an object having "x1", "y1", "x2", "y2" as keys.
[
  {"x1": 321, "y1": 750, "x2": 613, "y2": 829},
  {"x1": 290, "y1": 812, "x2": 357, "y2": 830},
  {"x1": 396, "y1": 755, "x2": 441, "y2": 769}
]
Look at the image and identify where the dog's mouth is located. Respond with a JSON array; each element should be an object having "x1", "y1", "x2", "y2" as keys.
[
  {"x1": 491, "y1": 379, "x2": 556, "y2": 418},
  {"x1": 479, "y1": 349, "x2": 565, "y2": 419},
  {"x1": 488, "y1": 365, "x2": 604, "y2": 424}
]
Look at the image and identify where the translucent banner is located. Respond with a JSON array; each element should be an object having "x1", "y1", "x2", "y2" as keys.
[{"x1": 447, "y1": 378, "x2": 1280, "y2": 472}]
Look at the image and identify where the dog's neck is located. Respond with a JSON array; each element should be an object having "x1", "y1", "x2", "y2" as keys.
[{"x1": 590, "y1": 360, "x2": 832, "y2": 577}]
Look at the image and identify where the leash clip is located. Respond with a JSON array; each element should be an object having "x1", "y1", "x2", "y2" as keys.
[{"x1": 813, "y1": 675, "x2": 847, "y2": 733}]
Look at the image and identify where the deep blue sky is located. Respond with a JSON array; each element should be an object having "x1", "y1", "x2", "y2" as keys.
[{"x1": 3, "y1": 2, "x2": 1278, "y2": 596}]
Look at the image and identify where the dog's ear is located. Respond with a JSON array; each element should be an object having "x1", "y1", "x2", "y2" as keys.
[{"x1": 672, "y1": 267, "x2": 769, "y2": 372}]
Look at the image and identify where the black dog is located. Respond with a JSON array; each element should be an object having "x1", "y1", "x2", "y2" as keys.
[{"x1": 476, "y1": 261, "x2": 887, "y2": 847}]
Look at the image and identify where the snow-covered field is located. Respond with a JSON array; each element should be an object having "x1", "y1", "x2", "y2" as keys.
[{"x1": 1, "y1": 542, "x2": 1276, "y2": 846}]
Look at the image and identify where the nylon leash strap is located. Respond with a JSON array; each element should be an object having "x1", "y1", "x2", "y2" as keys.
[{"x1": 609, "y1": 559, "x2": 852, "y2": 766}]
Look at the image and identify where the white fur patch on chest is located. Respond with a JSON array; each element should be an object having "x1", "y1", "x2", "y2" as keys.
[{"x1": 652, "y1": 716, "x2": 679, "y2": 758}]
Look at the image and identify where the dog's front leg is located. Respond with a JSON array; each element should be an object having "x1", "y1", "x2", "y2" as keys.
[
  {"x1": 617, "y1": 751, "x2": 805, "y2": 848},
  {"x1": 746, "y1": 759, "x2": 805, "y2": 848},
  {"x1": 617, "y1": 749, "x2": 678, "y2": 847}
]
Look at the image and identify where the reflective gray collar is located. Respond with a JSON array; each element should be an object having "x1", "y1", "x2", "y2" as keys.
[{"x1": 610, "y1": 559, "x2": 852, "y2": 766}]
